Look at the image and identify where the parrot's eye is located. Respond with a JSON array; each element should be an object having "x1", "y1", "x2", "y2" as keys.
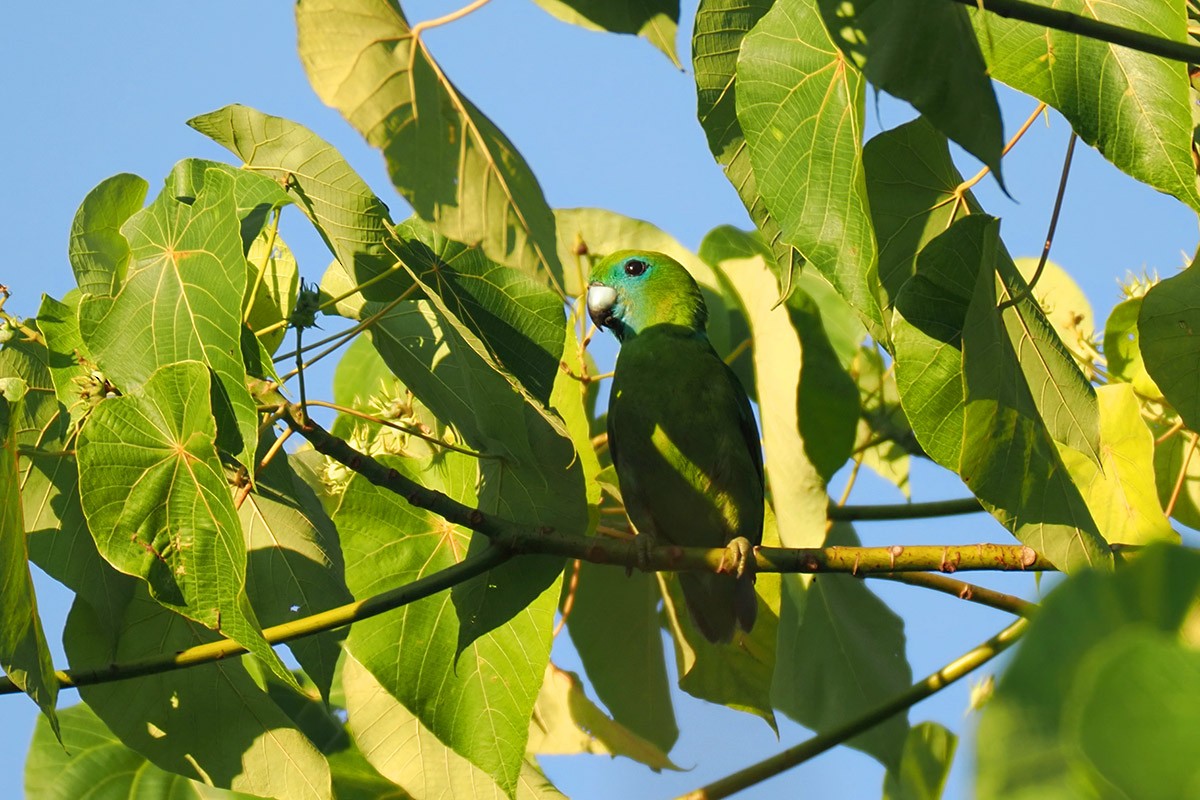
[{"x1": 624, "y1": 259, "x2": 648, "y2": 277}]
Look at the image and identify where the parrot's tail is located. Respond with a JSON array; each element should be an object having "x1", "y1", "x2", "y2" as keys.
[{"x1": 679, "y1": 572, "x2": 757, "y2": 644}]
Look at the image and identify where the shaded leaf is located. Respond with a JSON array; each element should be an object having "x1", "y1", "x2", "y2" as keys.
[
  {"x1": 76, "y1": 361, "x2": 294, "y2": 686},
  {"x1": 296, "y1": 0, "x2": 564, "y2": 291},
  {"x1": 166, "y1": 157, "x2": 293, "y2": 252},
  {"x1": 34, "y1": 293, "x2": 91, "y2": 430},
  {"x1": 335, "y1": 453, "x2": 556, "y2": 796},
  {"x1": 773, "y1": 523, "x2": 911, "y2": 769},
  {"x1": 853, "y1": 345, "x2": 912, "y2": 497},
  {"x1": 68, "y1": 173, "x2": 148, "y2": 296},
  {"x1": 1013, "y1": 257, "x2": 1096, "y2": 374},
  {"x1": 976, "y1": 544, "x2": 1200, "y2": 799},
  {"x1": 531, "y1": 0, "x2": 681, "y2": 66},
  {"x1": 737, "y1": 0, "x2": 882, "y2": 334},
  {"x1": 818, "y1": 0, "x2": 1003, "y2": 179},
  {"x1": 1154, "y1": 425, "x2": 1200, "y2": 529},
  {"x1": 693, "y1": 0, "x2": 804, "y2": 300},
  {"x1": 78, "y1": 167, "x2": 258, "y2": 468},
  {"x1": 65, "y1": 588, "x2": 331, "y2": 799},
  {"x1": 970, "y1": 0, "x2": 1200, "y2": 212},
  {"x1": 342, "y1": 654, "x2": 566, "y2": 799},
  {"x1": 188, "y1": 104, "x2": 407, "y2": 302},
  {"x1": 528, "y1": 663, "x2": 681, "y2": 771},
  {"x1": 882, "y1": 721, "x2": 957, "y2": 800},
  {"x1": 25, "y1": 702, "x2": 257, "y2": 800},
  {"x1": 1140, "y1": 263, "x2": 1200, "y2": 430}
]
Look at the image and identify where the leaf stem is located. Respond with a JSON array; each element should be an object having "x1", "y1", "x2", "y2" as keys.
[
  {"x1": 1165, "y1": 431, "x2": 1199, "y2": 517},
  {"x1": 828, "y1": 497, "x2": 983, "y2": 520},
  {"x1": 410, "y1": 0, "x2": 495, "y2": 40},
  {"x1": 244, "y1": 207, "x2": 281, "y2": 325},
  {"x1": 0, "y1": 544, "x2": 511, "y2": 696},
  {"x1": 302, "y1": 399, "x2": 492, "y2": 459},
  {"x1": 870, "y1": 572, "x2": 1036, "y2": 617},
  {"x1": 676, "y1": 617, "x2": 1028, "y2": 799},
  {"x1": 954, "y1": 0, "x2": 1200, "y2": 64}
]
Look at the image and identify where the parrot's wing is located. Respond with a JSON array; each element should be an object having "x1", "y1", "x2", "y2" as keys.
[{"x1": 726, "y1": 360, "x2": 763, "y2": 489}]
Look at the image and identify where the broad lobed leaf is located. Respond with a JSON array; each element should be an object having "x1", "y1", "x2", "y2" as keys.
[{"x1": 531, "y1": 0, "x2": 682, "y2": 66}]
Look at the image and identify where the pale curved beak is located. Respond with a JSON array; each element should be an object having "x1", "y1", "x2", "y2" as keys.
[{"x1": 586, "y1": 282, "x2": 618, "y2": 329}]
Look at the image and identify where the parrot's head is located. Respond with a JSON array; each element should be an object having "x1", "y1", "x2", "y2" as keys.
[{"x1": 586, "y1": 250, "x2": 708, "y2": 341}]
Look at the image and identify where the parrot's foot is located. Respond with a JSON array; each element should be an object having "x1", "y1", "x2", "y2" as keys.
[
  {"x1": 630, "y1": 532, "x2": 655, "y2": 576},
  {"x1": 718, "y1": 537, "x2": 755, "y2": 579}
]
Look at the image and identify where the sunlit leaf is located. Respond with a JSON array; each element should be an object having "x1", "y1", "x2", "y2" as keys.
[
  {"x1": 166, "y1": 158, "x2": 293, "y2": 252},
  {"x1": 1012, "y1": 257, "x2": 1095, "y2": 374},
  {"x1": 1140, "y1": 263, "x2": 1200, "y2": 430},
  {"x1": 977, "y1": 544, "x2": 1200, "y2": 798},
  {"x1": 528, "y1": 662, "x2": 681, "y2": 771},
  {"x1": 737, "y1": 0, "x2": 882, "y2": 334},
  {"x1": 65, "y1": 588, "x2": 330, "y2": 799},
  {"x1": 531, "y1": 0, "x2": 681, "y2": 66},
  {"x1": 68, "y1": 173, "x2": 148, "y2": 297},
  {"x1": 76, "y1": 361, "x2": 294, "y2": 686},
  {"x1": 970, "y1": 0, "x2": 1200, "y2": 212},
  {"x1": 882, "y1": 721, "x2": 957, "y2": 800},
  {"x1": 296, "y1": 0, "x2": 564, "y2": 292},
  {"x1": 1104, "y1": 296, "x2": 1162, "y2": 399}
]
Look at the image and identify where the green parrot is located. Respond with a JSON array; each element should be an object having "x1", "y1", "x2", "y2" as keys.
[{"x1": 587, "y1": 250, "x2": 763, "y2": 643}]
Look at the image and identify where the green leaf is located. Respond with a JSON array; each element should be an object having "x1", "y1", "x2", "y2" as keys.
[
  {"x1": 244, "y1": 224, "x2": 299, "y2": 356},
  {"x1": 1104, "y1": 296, "x2": 1162, "y2": 399},
  {"x1": 528, "y1": 662, "x2": 682, "y2": 771},
  {"x1": 35, "y1": 293, "x2": 91, "y2": 430},
  {"x1": 1064, "y1": 632, "x2": 1200, "y2": 799},
  {"x1": 891, "y1": 214, "x2": 986, "y2": 469},
  {"x1": 1058, "y1": 384, "x2": 1176, "y2": 546},
  {"x1": 970, "y1": 0, "x2": 1200, "y2": 212},
  {"x1": 25, "y1": 702, "x2": 258, "y2": 799},
  {"x1": 959, "y1": 218, "x2": 1109, "y2": 570},
  {"x1": 240, "y1": 440, "x2": 354, "y2": 701},
  {"x1": 188, "y1": 104, "x2": 408, "y2": 303},
  {"x1": 773, "y1": 523, "x2": 911, "y2": 769},
  {"x1": 818, "y1": 0, "x2": 1003, "y2": 181},
  {"x1": 341, "y1": 654, "x2": 566, "y2": 799},
  {"x1": 166, "y1": 157, "x2": 293, "y2": 251},
  {"x1": 864, "y1": 116, "x2": 975, "y2": 313},
  {"x1": 68, "y1": 173, "x2": 148, "y2": 296},
  {"x1": 76, "y1": 361, "x2": 294, "y2": 687},
  {"x1": 1140, "y1": 263, "x2": 1200, "y2": 430},
  {"x1": 976, "y1": 543, "x2": 1200, "y2": 799},
  {"x1": 564, "y1": 563, "x2": 677, "y2": 753},
  {"x1": 1013, "y1": 257, "x2": 1096, "y2": 375},
  {"x1": 714, "y1": 243, "x2": 831, "y2": 548},
  {"x1": 65, "y1": 589, "x2": 331, "y2": 799},
  {"x1": 531, "y1": 0, "x2": 681, "y2": 66},
  {"x1": 693, "y1": 0, "x2": 804, "y2": 301},
  {"x1": 389, "y1": 217, "x2": 566, "y2": 408},
  {"x1": 335, "y1": 454, "x2": 556, "y2": 797},
  {"x1": 296, "y1": 0, "x2": 564, "y2": 292},
  {"x1": 1156, "y1": 425, "x2": 1200, "y2": 529},
  {"x1": 853, "y1": 345, "x2": 912, "y2": 497},
  {"x1": 555, "y1": 209, "x2": 753, "y2": 396},
  {"x1": 736, "y1": 0, "x2": 882, "y2": 335},
  {"x1": 78, "y1": 167, "x2": 259, "y2": 468},
  {"x1": 882, "y1": 721, "x2": 957, "y2": 800},
  {"x1": 0, "y1": 381, "x2": 59, "y2": 735}
]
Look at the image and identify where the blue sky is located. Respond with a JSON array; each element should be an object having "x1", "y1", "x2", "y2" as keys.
[{"x1": 3, "y1": 2, "x2": 1198, "y2": 798}]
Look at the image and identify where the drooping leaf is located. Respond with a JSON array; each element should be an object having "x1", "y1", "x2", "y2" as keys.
[
  {"x1": 970, "y1": 0, "x2": 1200, "y2": 212},
  {"x1": 388, "y1": 217, "x2": 566, "y2": 409},
  {"x1": 693, "y1": 0, "x2": 804, "y2": 301},
  {"x1": 864, "y1": 116, "x2": 976, "y2": 313},
  {"x1": 1140, "y1": 264, "x2": 1200, "y2": 430},
  {"x1": 1012, "y1": 257, "x2": 1096, "y2": 375},
  {"x1": 67, "y1": 173, "x2": 148, "y2": 296},
  {"x1": 0, "y1": 379, "x2": 59, "y2": 735},
  {"x1": 531, "y1": 0, "x2": 681, "y2": 66},
  {"x1": 65, "y1": 588, "x2": 331, "y2": 799},
  {"x1": 34, "y1": 293, "x2": 91, "y2": 430},
  {"x1": 240, "y1": 439, "x2": 354, "y2": 701},
  {"x1": 1104, "y1": 296, "x2": 1162, "y2": 399},
  {"x1": 244, "y1": 224, "x2": 299, "y2": 356},
  {"x1": 335, "y1": 454, "x2": 556, "y2": 797},
  {"x1": 188, "y1": 104, "x2": 407, "y2": 302},
  {"x1": 976, "y1": 544, "x2": 1200, "y2": 798},
  {"x1": 77, "y1": 167, "x2": 259, "y2": 468},
  {"x1": 342, "y1": 654, "x2": 567, "y2": 799},
  {"x1": 817, "y1": 0, "x2": 1004, "y2": 180},
  {"x1": 1058, "y1": 384, "x2": 1176, "y2": 546},
  {"x1": 773, "y1": 523, "x2": 911, "y2": 769},
  {"x1": 165, "y1": 157, "x2": 293, "y2": 251},
  {"x1": 882, "y1": 721, "x2": 958, "y2": 800},
  {"x1": 564, "y1": 562, "x2": 677, "y2": 753},
  {"x1": 296, "y1": 0, "x2": 564, "y2": 292},
  {"x1": 25, "y1": 702, "x2": 258, "y2": 800},
  {"x1": 527, "y1": 662, "x2": 681, "y2": 771},
  {"x1": 737, "y1": 0, "x2": 882, "y2": 334},
  {"x1": 960, "y1": 241, "x2": 1109, "y2": 570},
  {"x1": 75, "y1": 360, "x2": 294, "y2": 687}
]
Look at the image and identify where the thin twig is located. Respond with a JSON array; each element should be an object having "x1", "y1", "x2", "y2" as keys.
[
  {"x1": 410, "y1": 0, "x2": 495, "y2": 39},
  {"x1": 553, "y1": 558, "x2": 583, "y2": 638},
  {"x1": 303, "y1": 399, "x2": 490, "y2": 459},
  {"x1": 829, "y1": 497, "x2": 983, "y2": 521},
  {"x1": 244, "y1": 208, "x2": 281, "y2": 325},
  {"x1": 870, "y1": 572, "x2": 1036, "y2": 617},
  {"x1": 1155, "y1": 418, "x2": 1186, "y2": 446},
  {"x1": 676, "y1": 617, "x2": 1029, "y2": 800},
  {"x1": 1165, "y1": 431, "x2": 1199, "y2": 517}
]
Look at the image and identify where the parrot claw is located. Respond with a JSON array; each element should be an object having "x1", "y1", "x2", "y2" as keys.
[
  {"x1": 718, "y1": 537, "x2": 755, "y2": 579},
  {"x1": 631, "y1": 532, "x2": 655, "y2": 575}
]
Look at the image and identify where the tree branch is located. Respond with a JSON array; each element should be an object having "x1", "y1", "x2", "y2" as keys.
[
  {"x1": 0, "y1": 543, "x2": 512, "y2": 696},
  {"x1": 952, "y1": 0, "x2": 1200, "y2": 64},
  {"x1": 829, "y1": 497, "x2": 983, "y2": 521},
  {"x1": 870, "y1": 572, "x2": 1037, "y2": 617},
  {"x1": 676, "y1": 617, "x2": 1029, "y2": 800}
]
